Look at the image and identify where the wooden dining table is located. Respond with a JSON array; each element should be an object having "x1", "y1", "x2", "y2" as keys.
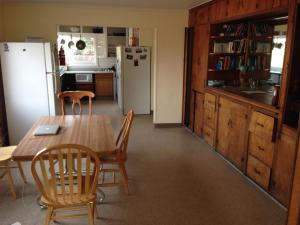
[{"x1": 13, "y1": 115, "x2": 116, "y2": 161}]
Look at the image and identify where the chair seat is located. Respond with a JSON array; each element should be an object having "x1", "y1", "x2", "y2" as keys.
[
  {"x1": 41, "y1": 193, "x2": 96, "y2": 208},
  {"x1": 0, "y1": 146, "x2": 17, "y2": 162}
]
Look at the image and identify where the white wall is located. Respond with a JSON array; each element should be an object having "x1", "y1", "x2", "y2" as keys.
[{"x1": 2, "y1": 2, "x2": 188, "y2": 123}]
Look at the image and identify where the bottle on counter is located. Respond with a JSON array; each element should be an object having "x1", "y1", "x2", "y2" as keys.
[
  {"x1": 272, "y1": 85, "x2": 280, "y2": 107},
  {"x1": 59, "y1": 46, "x2": 66, "y2": 66}
]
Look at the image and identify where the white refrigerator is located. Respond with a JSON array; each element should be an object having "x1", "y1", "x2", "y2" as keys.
[
  {"x1": 0, "y1": 42, "x2": 61, "y2": 145},
  {"x1": 116, "y1": 46, "x2": 151, "y2": 115}
]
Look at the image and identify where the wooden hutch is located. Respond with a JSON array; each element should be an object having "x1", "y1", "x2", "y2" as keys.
[{"x1": 184, "y1": 0, "x2": 300, "y2": 224}]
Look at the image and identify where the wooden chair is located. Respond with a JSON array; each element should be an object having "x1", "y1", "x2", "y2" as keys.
[
  {"x1": 31, "y1": 144, "x2": 100, "y2": 225},
  {"x1": 98, "y1": 110, "x2": 134, "y2": 195},
  {"x1": 57, "y1": 91, "x2": 95, "y2": 116},
  {"x1": 0, "y1": 146, "x2": 27, "y2": 199}
]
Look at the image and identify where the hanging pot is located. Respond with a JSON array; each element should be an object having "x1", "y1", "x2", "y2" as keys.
[
  {"x1": 68, "y1": 34, "x2": 74, "y2": 49},
  {"x1": 76, "y1": 34, "x2": 86, "y2": 50}
]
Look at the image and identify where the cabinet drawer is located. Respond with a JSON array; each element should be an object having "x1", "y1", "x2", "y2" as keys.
[
  {"x1": 204, "y1": 108, "x2": 215, "y2": 129},
  {"x1": 248, "y1": 133, "x2": 274, "y2": 167},
  {"x1": 203, "y1": 125, "x2": 214, "y2": 147},
  {"x1": 247, "y1": 155, "x2": 271, "y2": 190},
  {"x1": 249, "y1": 111, "x2": 274, "y2": 141},
  {"x1": 204, "y1": 93, "x2": 216, "y2": 110}
]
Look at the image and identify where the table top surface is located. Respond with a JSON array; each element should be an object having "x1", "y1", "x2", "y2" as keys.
[{"x1": 13, "y1": 115, "x2": 116, "y2": 161}]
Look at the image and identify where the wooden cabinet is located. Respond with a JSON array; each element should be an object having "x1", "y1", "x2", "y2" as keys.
[
  {"x1": 95, "y1": 73, "x2": 114, "y2": 97},
  {"x1": 287, "y1": 137, "x2": 300, "y2": 225},
  {"x1": 75, "y1": 83, "x2": 94, "y2": 92},
  {"x1": 191, "y1": 25, "x2": 209, "y2": 93},
  {"x1": 209, "y1": 0, "x2": 228, "y2": 22},
  {"x1": 194, "y1": 92, "x2": 204, "y2": 137},
  {"x1": 195, "y1": 6, "x2": 209, "y2": 25},
  {"x1": 189, "y1": 91, "x2": 195, "y2": 130},
  {"x1": 203, "y1": 93, "x2": 217, "y2": 146},
  {"x1": 216, "y1": 97, "x2": 248, "y2": 170},
  {"x1": 271, "y1": 125, "x2": 298, "y2": 206},
  {"x1": 189, "y1": 9, "x2": 197, "y2": 27},
  {"x1": 247, "y1": 155, "x2": 271, "y2": 190},
  {"x1": 248, "y1": 133, "x2": 274, "y2": 167},
  {"x1": 273, "y1": 0, "x2": 289, "y2": 9},
  {"x1": 247, "y1": 110, "x2": 275, "y2": 190},
  {"x1": 227, "y1": 0, "x2": 242, "y2": 18},
  {"x1": 249, "y1": 111, "x2": 274, "y2": 141},
  {"x1": 227, "y1": 0, "x2": 274, "y2": 18}
]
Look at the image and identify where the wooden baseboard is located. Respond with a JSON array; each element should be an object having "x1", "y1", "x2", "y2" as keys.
[{"x1": 154, "y1": 123, "x2": 182, "y2": 128}]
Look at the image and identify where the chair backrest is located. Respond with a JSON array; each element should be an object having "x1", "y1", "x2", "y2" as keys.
[
  {"x1": 31, "y1": 144, "x2": 100, "y2": 206},
  {"x1": 57, "y1": 91, "x2": 95, "y2": 116},
  {"x1": 115, "y1": 110, "x2": 134, "y2": 160}
]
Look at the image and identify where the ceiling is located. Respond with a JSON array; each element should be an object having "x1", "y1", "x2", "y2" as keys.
[{"x1": 2, "y1": 0, "x2": 210, "y2": 9}]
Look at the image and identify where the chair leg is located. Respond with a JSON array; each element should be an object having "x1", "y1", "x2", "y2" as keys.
[
  {"x1": 87, "y1": 203, "x2": 95, "y2": 225},
  {"x1": 5, "y1": 161, "x2": 17, "y2": 199},
  {"x1": 119, "y1": 163, "x2": 129, "y2": 195},
  {"x1": 45, "y1": 206, "x2": 53, "y2": 225},
  {"x1": 16, "y1": 161, "x2": 27, "y2": 184},
  {"x1": 93, "y1": 201, "x2": 100, "y2": 219}
]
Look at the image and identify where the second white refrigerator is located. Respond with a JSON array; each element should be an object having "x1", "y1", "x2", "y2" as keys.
[{"x1": 116, "y1": 46, "x2": 151, "y2": 115}]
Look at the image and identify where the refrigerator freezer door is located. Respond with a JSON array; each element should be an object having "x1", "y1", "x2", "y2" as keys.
[
  {"x1": 123, "y1": 47, "x2": 151, "y2": 114},
  {"x1": 0, "y1": 42, "x2": 50, "y2": 145},
  {"x1": 44, "y1": 43, "x2": 60, "y2": 115}
]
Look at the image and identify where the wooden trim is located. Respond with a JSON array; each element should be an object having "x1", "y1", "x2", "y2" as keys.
[{"x1": 278, "y1": 0, "x2": 299, "y2": 137}]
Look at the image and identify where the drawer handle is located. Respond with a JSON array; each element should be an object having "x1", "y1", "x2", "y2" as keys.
[
  {"x1": 258, "y1": 146, "x2": 265, "y2": 151},
  {"x1": 254, "y1": 168, "x2": 261, "y2": 175},
  {"x1": 256, "y1": 122, "x2": 264, "y2": 128}
]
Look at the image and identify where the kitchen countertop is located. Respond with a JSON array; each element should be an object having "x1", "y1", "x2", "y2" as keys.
[
  {"x1": 206, "y1": 86, "x2": 280, "y2": 115},
  {"x1": 63, "y1": 70, "x2": 115, "y2": 74}
]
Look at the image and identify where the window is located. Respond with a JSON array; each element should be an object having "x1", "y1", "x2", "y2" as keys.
[
  {"x1": 270, "y1": 35, "x2": 286, "y2": 74},
  {"x1": 57, "y1": 33, "x2": 106, "y2": 67}
]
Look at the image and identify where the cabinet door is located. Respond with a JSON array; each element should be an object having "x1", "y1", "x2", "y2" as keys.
[
  {"x1": 227, "y1": 0, "x2": 241, "y2": 18},
  {"x1": 287, "y1": 137, "x2": 300, "y2": 225},
  {"x1": 95, "y1": 74, "x2": 113, "y2": 97},
  {"x1": 240, "y1": 0, "x2": 257, "y2": 14},
  {"x1": 254, "y1": 0, "x2": 273, "y2": 11},
  {"x1": 189, "y1": 9, "x2": 197, "y2": 27},
  {"x1": 273, "y1": 0, "x2": 289, "y2": 8},
  {"x1": 192, "y1": 25, "x2": 209, "y2": 93},
  {"x1": 227, "y1": 101, "x2": 248, "y2": 170},
  {"x1": 209, "y1": 0, "x2": 228, "y2": 22},
  {"x1": 216, "y1": 97, "x2": 231, "y2": 157},
  {"x1": 194, "y1": 92, "x2": 204, "y2": 137},
  {"x1": 271, "y1": 126, "x2": 298, "y2": 206},
  {"x1": 195, "y1": 6, "x2": 209, "y2": 25}
]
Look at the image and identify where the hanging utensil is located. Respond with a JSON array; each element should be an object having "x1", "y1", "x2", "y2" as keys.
[
  {"x1": 68, "y1": 34, "x2": 74, "y2": 49},
  {"x1": 76, "y1": 34, "x2": 86, "y2": 50}
]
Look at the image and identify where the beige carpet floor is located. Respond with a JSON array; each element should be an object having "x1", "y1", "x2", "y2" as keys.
[{"x1": 0, "y1": 100, "x2": 287, "y2": 225}]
